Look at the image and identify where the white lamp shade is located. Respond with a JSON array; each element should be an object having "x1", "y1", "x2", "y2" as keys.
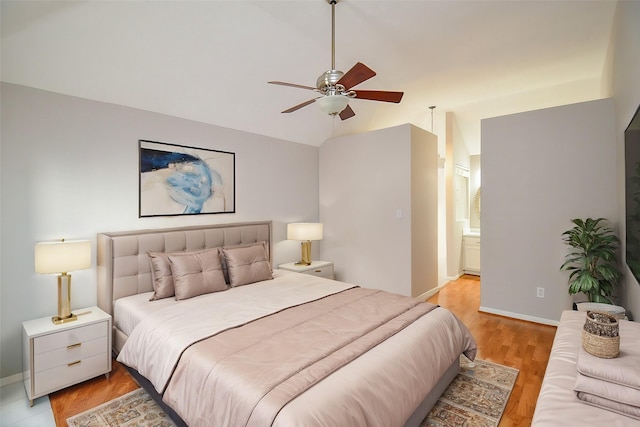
[
  {"x1": 287, "y1": 223, "x2": 323, "y2": 241},
  {"x1": 35, "y1": 240, "x2": 91, "y2": 274},
  {"x1": 316, "y1": 95, "x2": 349, "y2": 115}
]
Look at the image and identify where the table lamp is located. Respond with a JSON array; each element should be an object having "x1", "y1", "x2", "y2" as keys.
[
  {"x1": 35, "y1": 239, "x2": 91, "y2": 324},
  {"x1": 287, "y1": 223, "x2": 323, "y2": 266}
]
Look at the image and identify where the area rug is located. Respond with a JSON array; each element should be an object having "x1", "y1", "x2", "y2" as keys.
[
  {"x1": 422, "y1": 357, "x2": 519, "y2": 427},
  {"x1": 67, "y1": 358, "x2": 517, "y2": 427},
  {"x1": 66, "y1": 388, "x2": 176, "y2": 427}
]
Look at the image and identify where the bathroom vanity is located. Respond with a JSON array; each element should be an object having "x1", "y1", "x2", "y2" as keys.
[{"x1": 463, "y1": 229, "x2": 480, "y2": 275}]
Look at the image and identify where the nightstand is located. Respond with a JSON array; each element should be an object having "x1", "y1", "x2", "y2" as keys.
[
  {"x1": 278, "y1": 261, "x2": 335, "y2": 280},
  {"x1": 22, "y1": 306, "x2": 112, "y2": 406}
]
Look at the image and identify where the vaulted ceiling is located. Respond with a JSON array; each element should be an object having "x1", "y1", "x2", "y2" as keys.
[{"x1": 1, "y1": 1, "x2": 617, "y2": 154}]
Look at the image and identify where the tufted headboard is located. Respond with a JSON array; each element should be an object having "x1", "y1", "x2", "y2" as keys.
[{"x1": 96, "y1": 221, "x2": 272, "y2": 318}]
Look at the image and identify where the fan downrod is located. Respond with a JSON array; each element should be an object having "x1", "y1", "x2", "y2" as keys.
[{"x1": 320, "y1": 0, "x2": 344, "y2": 95}]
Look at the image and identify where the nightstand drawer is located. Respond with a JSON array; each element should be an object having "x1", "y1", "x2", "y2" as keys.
[
  {"x1": 305, "y1": 264, "x2": 334, "y2": 279},
  {"x1": 33, "y1": 321, "x2": 107, "y2": 354},
  {"x1": 34, "y1": 336, "x2": 108, "y2": 372},
  {"x1": 35, "y1": 352, "x2": 109, "y2": 396}
]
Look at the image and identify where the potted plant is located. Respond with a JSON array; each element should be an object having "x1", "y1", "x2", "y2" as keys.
[{"x1": 560, "y1": 218, "x2": 622, "y2": 304}]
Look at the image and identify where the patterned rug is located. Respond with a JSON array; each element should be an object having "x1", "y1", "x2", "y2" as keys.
[
  {"x1": 422, "y1": 358, "x2": 519, "y2": 427},
  {"x1": 66, "y1": 388, "x2": 176, "y2": 427},
  {"x1": 67, "y1": 358, "x2": 517, "y2": 427}
]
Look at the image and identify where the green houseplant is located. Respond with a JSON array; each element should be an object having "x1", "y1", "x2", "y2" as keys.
[{"x1": 560, "y1": 218, "x2": 622, "y2": 304}]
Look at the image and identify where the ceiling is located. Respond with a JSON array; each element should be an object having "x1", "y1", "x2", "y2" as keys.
[{"x1": 1, "y1": 1, "x2": 617, "y2": 155}]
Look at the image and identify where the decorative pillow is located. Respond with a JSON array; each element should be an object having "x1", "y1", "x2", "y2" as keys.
[
  {"x1": 168, "y1": 248, "x2": 228, "y2": 300},
  {"x1": 221, "y1": 244, "x2": 273, "y2": 287},
  {"x1": 148, "y1": 252, "x2": 175, "y2": 301},
  {"x1": 220, "y1": 241, "x2": 269, "y2": 284}
]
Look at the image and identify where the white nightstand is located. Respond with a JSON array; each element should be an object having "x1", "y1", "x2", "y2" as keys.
[
  {"x1": 278, "y1": 261, "x2": 335, "y2": 280},
  {"x1": 22, "y1": 306, "x2": 112, "y2": 406}
]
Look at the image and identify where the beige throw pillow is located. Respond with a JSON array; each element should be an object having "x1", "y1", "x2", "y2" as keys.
[
  {"x1": 148, "y1": 252, "x2": 175, "y2": 301},
  {"x1": 222, "y1": 244, "x2": 273, "y2": 287},
  {"x1": 168, "y1": 248, "x2": 228, "y2": 300},
  {"x1": 220, "y1": 241, "x2": 269, "y2": 283}
]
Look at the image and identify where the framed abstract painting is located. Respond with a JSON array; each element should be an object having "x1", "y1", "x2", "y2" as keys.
[{"x1": 138, "y1": 140, "x2": 235, "y2": 217}]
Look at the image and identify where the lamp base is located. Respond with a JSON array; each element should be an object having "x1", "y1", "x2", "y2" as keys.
[
  {"x1": 52, "y1": 272, "x2": 76, "y2": 325},
  {"x1": 52, "y1": 313, "x2": 77, "y2": 325},
  {"x1": 295, "y1": 241, "x2": 312, "y2": 265}
]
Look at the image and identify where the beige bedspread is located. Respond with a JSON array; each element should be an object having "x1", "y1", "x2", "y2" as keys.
[
  {"x1": 164, "y1": 288, "x2": 446, "y2": 426},
  {"x1": 117, "y1": 270, "x2": 355, "y2": 393},
  {"x1": 119, "y1": 272, "x2": 477, "y2": 427}
]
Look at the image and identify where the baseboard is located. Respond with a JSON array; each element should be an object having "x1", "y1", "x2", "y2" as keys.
[
  {"x1": 0, "y1": 372, "x2": 23, "y2": 387},
  {"x1": 416, "y1": 280, "x2": 452, "y2": 301},
  {"x1": 416, "y1": 288, "x2": 438, "y2": 301},
  {"x1": 446, "y1": 273, "x2": 462, "y2": 282},
  {"x1": 479, "y1": 306, "x2": 559, "y2": 326}
]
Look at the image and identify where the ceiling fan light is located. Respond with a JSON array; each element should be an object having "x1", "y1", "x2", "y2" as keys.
[{"x1": 316, "y1": 95, "x2": 350, "y2": 116}]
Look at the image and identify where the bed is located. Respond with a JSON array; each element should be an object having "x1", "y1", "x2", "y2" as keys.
[{"x1": 97, "y1": 221, "x2": 477, "y2": 427}]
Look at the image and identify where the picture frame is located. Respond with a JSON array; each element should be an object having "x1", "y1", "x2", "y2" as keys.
[{"x1": 138, "y1": 140, "x2": 235, "y2": 217}]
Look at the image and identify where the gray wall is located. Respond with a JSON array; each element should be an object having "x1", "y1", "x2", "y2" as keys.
[
  {"x1": 319, "y1": 125, "x2": 412, "y2": 295},
  {"x1": 0, "y1": 83, "x2": 320, "y2": 378},
  {"x1": 613, "y1": 0, "x2": 640, "y2": 321},
  {"x1": 480, "y1": 0, "x2": 640, "y2": 324},
  {"x1": 319, "y1": 124, "x2": 438, "y2": 298},
  {"x1": 481, "y1": 98, "x2": 617, "y2": 324}
]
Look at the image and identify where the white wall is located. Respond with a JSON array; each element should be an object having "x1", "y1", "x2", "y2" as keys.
[
  {"x1": 446, "y1": 113, "x2": 470, "y2": 277},
  {"x1": 0, "y1": 83, "x2": 320, "y2": 378},
  {"x1": 410, "y1": 126, "x2": 438, "y2": 297},
  {"x1": 431, "y1": 113, "x2": 450, "y2": 287},
  {"x1": 612, "y1": 0, "x2": 640, "y2": 320},
  {"x1": 481, "y1": 98, "x2": 617, "y2": 324},
  {"x1": 319, "y1": 124, "x2": 437, "y2": 297},
  {"x1": 469, "y1": 155, "x2": 481, "y2": 230}
]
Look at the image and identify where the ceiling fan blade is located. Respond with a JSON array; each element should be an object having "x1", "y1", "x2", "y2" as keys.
[
  {"x1": 281, "y1": 98, "x2": 320, "y2": 113},
  {"x1": 268, "y1": 81, "x2": 316, "y2": 91},
  {"x1": 339, "y1": 104, "x2": 355, "y2": 120},
  {"x1": 354, "y1": 90, "x2": 404, "y2": 103},
  {"x1": 336, "y1": 62, "x2": 376, "y2": 90}
]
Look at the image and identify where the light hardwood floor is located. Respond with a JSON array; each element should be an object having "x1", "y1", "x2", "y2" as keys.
[
  {"x1": 50, "y1": 274, "x2": 557, "y2": 426},
  {"x1": 427, "y1": 275, "x2": 557, "y2": 426}
]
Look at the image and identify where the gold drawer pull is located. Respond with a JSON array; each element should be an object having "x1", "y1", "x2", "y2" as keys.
[
  {"x1": 315, "y1": 270, "x2": 322, "y2": 273},
  {"x1": 67, "y1": 343, "x2": 82, "y2": 349},
  {"x1": 68, "y1": 360, "x2": 82, "y2": 367}
]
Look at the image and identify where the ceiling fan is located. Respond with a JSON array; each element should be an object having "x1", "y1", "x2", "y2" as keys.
[{"x1": 268, "y1": 0, "x2": 404, "y2": 120}]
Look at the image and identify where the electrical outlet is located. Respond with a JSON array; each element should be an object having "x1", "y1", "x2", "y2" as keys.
[{"x1": 537, "y1": 287, "x2": 545, "y2": 298}]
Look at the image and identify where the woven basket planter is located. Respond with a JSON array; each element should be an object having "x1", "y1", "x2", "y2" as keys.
[{"x1": 582, "y1": 310, "x2": 620, "y2": 359}]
